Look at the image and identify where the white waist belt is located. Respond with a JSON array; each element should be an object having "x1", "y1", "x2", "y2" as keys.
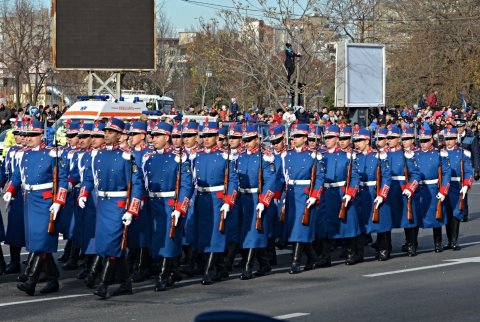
[
  {"x1": 392, "y1": 176, "x2": 406, "y2": 181},
  {"x1": 239, "y1": 187, "x2": 258, "y2": 193},
  {"x1": 450, "y1": 177, "x2": 461, "y2": 182},
  {"x1": 149, "y1": 191, "x2": 175, "y2": 198},
  {"x1": 197, "y1": 185, "x2": 224, "y2": 193},
  {"x1": 288, "y1": 180, "x2": 311, "y2": 185},
  {"x1": 24, "y1": 182, "x2": 53, "y2": 191},
  {"x1": 360, "y1": 181, "x2": 376, "y2": 187},
  {"x1": 97, "y1": 191, "x2": 128, "y2": 198},
  {"x1": 420, "y1": 179, "x2": 439, "y2": 185},
  {"x1": 324, "y1": 181, "x2": 346, "y2": 188}
]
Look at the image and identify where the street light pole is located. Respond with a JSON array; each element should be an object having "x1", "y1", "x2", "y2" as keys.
[{"x1": 201, "y1": 69, "x2": 212, "y2": 109}]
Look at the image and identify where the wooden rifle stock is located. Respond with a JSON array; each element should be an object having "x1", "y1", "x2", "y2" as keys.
[
  {"x1": 48, "y1": 161, "x2": 58, "y2": 234},
  {"x1": 404, "y1": 158, "x2": 413, "y2": 222},
  {"x1": 219, "y1": 146, "x2": 230, "y2": 233},
  {"x1": 121, "y1": 155, "x2": 133, "y2": 252},
  {"x1": 170, "y1": 147, "x2": 183, "y2": 239},
  {"x1": 256, "y1": 145, "x2": 264, "y2": 231},
  {"x1": 459, "y1": 151, "x2": 465, "y2": 212},
  {"x1": 302, "y1": 161, "x2": 317, "y2": 226},
  {"x1": 436, "y1": 155, "x2": 443, "y2": 220},
  {"x1": 338, "y1": 156, "x2": 353, "y2": 220},
  {"x1": 371, "y1": 158, "x2": 382, "y2": 223}
]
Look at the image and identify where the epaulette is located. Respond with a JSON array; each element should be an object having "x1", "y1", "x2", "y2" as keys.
[
  {"x1": 376, "y1": 151, "x2": 387, "y2": 160},
  {"x1": 310, "y1": 151, "x2": 322, "y2": 160},
  {"x1": 404, "y1": 151, "x2": 415, "y2": 159},
  {"x1": 440, "y1": 149, "x2": 448, "y2": 158},
  {"x1": 464, "y1": 149, "x2": 471, "y2": 158},
  {"x1": 346, "y1": 151, "x2": 356, "y2": 160}
]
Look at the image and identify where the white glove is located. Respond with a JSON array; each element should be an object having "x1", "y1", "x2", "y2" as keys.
[
  {"x1": 122, "y1": 212, "x2": 133, "y2": 226},
  {"x1": 220, "y1": 203, "x2": 230, "y2": 219},
  {"x1": 460, "y1": 186, "x2": 468, "y2": 199},
  {"x1": 3, "y1": 192, "x2": 12, "y2": 203},
  {"x1": 436, "y1": 193, "x2": 445, "y2": 202},
  {"x1": 49, "y1": 203, "x2": 61, "y2": 220},
  {"x1": 342, "y1": 194, "x2": 351, "y2": 207},
  {"x1": 256, "y1": 203, "x2": 265, "y2": 218},
  {"x1": 78, "y1": 196, "x2": 87, "y2": 209},
  {"x1": 373, "y1": 196, "x2": 384, "y2": 209},
  {"x1": 306, "y1": 197, "x2": 317, "y2": 209},
  {"x1": 171, "y1": 210, "x2": 181, "y2": 227},
  {"x1": 68, "y1": 182, "x2": 73, "y2": 191},
  {"x1": 402, "y1": 189, "x2": 412, "y2": 199}
]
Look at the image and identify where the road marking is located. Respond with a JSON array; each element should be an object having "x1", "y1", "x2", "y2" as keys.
[
  {"x1": 274, "y1": 312, "x2": 311, "y2": 320},
  {"x1": 364, "y1": 256, "x2": 480, "y2": 277},
  {"x1": 0, "y1": 294, "x2": 90, "y2": 308}
]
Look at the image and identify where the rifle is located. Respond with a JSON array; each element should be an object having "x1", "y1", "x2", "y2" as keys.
[
  {"x1": 436, "y1": 151, "x2": 443, "y2": 220},
  {"x1": 403, "y1": 153, "x2": 414, "y2": 222},
  {"x1": 121, "y1": 154, "x2": 133, "y2": 252},
  {"x1": 338, "y1": 152, "x2": 353, "y2": 220},
  {"x1": 459, "y1": 148, "x2": 465, "y2": 211},
  {"x1": 371, "y1": 153, "x2": 382, "y2": 223},
  {"x1": 48, "y1": 121, "x2": 58, "y2": 234},
  {"x1": 219, "y1": 128, "x2": 231, "y2": 232},
  {"x1": 255, "y1": 135, "x2": 263, "y2": 231},
  {"x1": 280, "y1": 135, "x2": 290, "y2": 223},
  {"x1": 302, "y1": 133, "x2": 319, "y2": 225},
  {"x1": 170, "y1": 126, "x2": 185, "y2": 238}
]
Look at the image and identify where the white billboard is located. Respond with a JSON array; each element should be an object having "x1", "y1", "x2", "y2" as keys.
[{"x1": 335, "y1": 42, "x2": 386, "y2": 108}]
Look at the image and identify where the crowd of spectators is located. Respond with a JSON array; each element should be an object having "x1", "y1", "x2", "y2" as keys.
[{"x1": 0, "y1": 103, "x2": 67, "y2": 131}]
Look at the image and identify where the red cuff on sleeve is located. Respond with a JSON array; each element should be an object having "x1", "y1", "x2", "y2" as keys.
[
  {"x1": 127, "y1": 197, "x2": 141, "y2": 217},
  {"x1": 225, "y1": 190, "x2": 238, "y2": 207},
  {"x1": 5, "y1": 183, "x2": 17, "y2": 197},
  {"x1": 68, "y1": 178, "x2": 76, "y2": 186},
  {"x1": 273, "y1": 191, "x2": 282, "y2": 199},
  {"x1": 54, "y1": 187, "x2": 68, "y2": 205},
  {"x1": 176, "y1": 197, "x2": 190, "y2": 216},
  {"x1": 464, "y1": 178, "x2": 473, "y2": 188},
  {"x1": 439, "y1": 184, "x2": 449, "y2": 196},
  {"x1": 78, "y1": 187, "x2": 89, "y2": 199},
  {"x1": 379, "y1": 185, "x2": 390, "y2": 199},
  {"x1": 311, "y1": 189, "x2": 322, "y2": 200},
  {"x1": 407, "y1": 180, "x2": 418, "y2": 193},
  {"x1": 346, "y1": 187, "x2": 356, "y2": 198},
  {"x1": 259, "y1": 190, "x2": 274, "y2": 207}
]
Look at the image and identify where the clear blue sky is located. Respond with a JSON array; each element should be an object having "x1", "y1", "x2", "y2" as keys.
[{"x1": 163, "y1": 0, "x2": 218, "y2": 31}]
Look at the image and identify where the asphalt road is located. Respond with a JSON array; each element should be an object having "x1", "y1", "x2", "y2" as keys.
[{"x1": 2, "y1": 186, "x2": 480, "y2": 322}]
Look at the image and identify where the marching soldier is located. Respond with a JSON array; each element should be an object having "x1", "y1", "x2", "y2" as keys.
[
  {"x1": 3, "y1": 118, "x2": 68, "y2": 296},
  {"x1": 283, "y1": 124, "x2": 324, "y2": 273},
  {"x1": 236, "y1": 125, "x2": 277, "y2": 280},
  {"x1": 78, "y1": 117, "x2": 143, "y2": 298},
  {"x1": 387, "y1": 125, "x2": 421, "y2": 256},
  {"x1": 443, "y1": 127, "x2": 472, "y2": 250},
  {"x1": 126, "y1": 121, "x2": 152, "y2": 283},
  {"x1": 374, "y1": 127, "x2": 389, "y2": 152},
  {"x1": 455, "y1": 118, "x2": 479, "y2": 222},
  {"x1": 353, "y1": 129, "x2": 392, "y2": 260},
  {"x1": 171, "y1": 123, "x2": 183, "y2": 149},
  {"x1": 416, "y1": 127, "x2": 451, "y2": 253},
  {"x1": 2, "y1": 119, "x2": 26, "y2": 275},
  {"x1": 317, "y1": 124, "x2": 360, "y2": 266},
  {"x1": 142, "y1": 121, "x2": 193, "y2": 291},
  {"x1": 193, "y1": 119, "x2": 238, "y2": 285}
]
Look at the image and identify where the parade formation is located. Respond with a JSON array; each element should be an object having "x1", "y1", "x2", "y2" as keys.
[{"x1": 0, "y1": 115, "x2": 475, "y2": 300}]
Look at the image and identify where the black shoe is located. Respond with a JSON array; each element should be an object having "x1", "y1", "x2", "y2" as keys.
[
  {"x1": 201, "y1": 271, "x2": 215, "y2": 285},
  {"x1": 254, "y1": 265, "x2": 271, "y2": 277},
  {"x1": 201, "y1": 253, "x2": 217, "y2": 285},
  {"x1": 289, "y1": 243, "x2": 303, "y2": 274},
  {"x1": 240, "y1": 270, "x2": 253, "y2": 280},
  {"x1": 17, "y1": 281, "x2": 36, "y2": 296},
  {"x1": 434, "y1": 242, "x2": 443, "y2": 253},
  {"x1": 303, "y1": 263, "x2": 315, "y2": 271},
  {"x1": 39, "y1": 279, "x2": 59, "y2": 294},
  {"x1": 109, "y1": 281, "x2": 133, "y2": 297},
  {"x1": 17, "y1": 254, "x2": 43, "y2": 296},
  {"x1": 154, "y1": 279, "x2": 167, "y2": 291},
  {"x1": 407, "y1": 244, "x2": 417, "y2": 257},
  {"x1": 17, "y1": 273, "x2": 27, "y2": 282},
  {"x1": 58, "y1": 240, "x2": 72, "y2": 262},
  {"x1": 93, "y1": 284, "x2": 108, "y2": 298},
  {"x1": 377, "y1": 250, "x2": 390, "y2": 261},
  {"x1": 289, "y1": 262, "x2": 302, "y2": 274}
]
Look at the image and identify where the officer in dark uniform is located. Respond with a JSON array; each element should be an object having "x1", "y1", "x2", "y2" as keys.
[{"x1": 455, "y1": 118, "x2": 480, "y2": 222}]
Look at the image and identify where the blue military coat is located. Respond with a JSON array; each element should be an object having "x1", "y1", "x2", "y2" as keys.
[{"x1": 445, "y1": 147, "x2": 473, "y2": 221}]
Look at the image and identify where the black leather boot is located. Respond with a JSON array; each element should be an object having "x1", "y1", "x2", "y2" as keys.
[
  {"x1": 77, "y1": 255, "x2": 93, "y2": 279},
  {"x1": 63, "y1": 240, "x2": 80, "y2": 270},
  {"x1": 40, "y1": 253, "x2": 60, "y2": 294},
  {"x1": 201, "y1": 253, "x2": 217, "y2": 285},
  {"x1": 444, "y1": 219, "x2": 461, "y2": 250},
  {"x1": 0, "y1": 246, "x2": 6, "y2": 275},
  {"x1": 131, "y1": 248, "x2": 150, "y2": 282},
  {"x1": 303, "y1": 243, "x2": 317, "y2": 271},
  {"x1": 240, "y1": 248, "x2": 256, "y2": 280},
  {"x1": 255, "y1": 248, "x2": 272, "y2": 276},
  {"x1": 405, "y1": 228, "x2": 417, "y2": 257},
  {"x1": 5, "y1": 246, "x2": 21, "y2": 274},
  {"x1": 345, "y1": 238, "x2": 358, "y2": 265},
  {"x1": 17, "y1": 253, "x2": 43, "y2": 296},
  {"x1": 180, "y1": 246, "x2": 196, "y2": 277},
  {"x1": 316, "y1": 239, "x2": 332, "y2": 267},
  {"x1": 93, "y1": 257, "x2": 115, "y2": 298},
  {"x1": 17, "y1": 252, "x2": 34, "y2": 282},
  {"x1": 289, "y1": 243, "x2": 303, "y2": 274},
  {"x1": 225, "y1": 243, "x2": 239, "y2": 272},
  {"x1": 154, "y1": 257, "x2": 171, "y2": 291},
  {"x1": 433, "y1": 227, "x2": 443, "y2": 253},
  {"x1": 377, "y1": 233, "x2": 390, "y2": 261},
  {"x1": 109, "y1": 258, "x2": 133, "y2": 297},
  {"x1": 267, "y1": 238, "x2": 277, "y2": 266},
  {"x1": 84, "y1": 255, "x2": 103, "y2": 288},
  {"x1": 355, "y1": 235, "x2": 365, "y2": 263},
  {"x1": 214, "y1": 253, "x2": 229, "y2": 281},
  {"x1": 58, "y1": 240, "x2": 72, "y2": 262}
]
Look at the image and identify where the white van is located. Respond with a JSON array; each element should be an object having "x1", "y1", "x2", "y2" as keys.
[{"x1": 60, "y1": 99, "x2": 147, "y2": 122}]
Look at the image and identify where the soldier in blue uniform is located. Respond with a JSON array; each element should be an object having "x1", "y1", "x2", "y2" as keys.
[
  {"x1": 416, "y1": 127, "x2": 451, "y2": 253},
  {"x1": 2, "y1": 119, "x2": 26, "y2": 275},
  {"x1": 317, "y1": 124, "x2": 361, "y2": 266},
  {"x1": 58, "y1": 121, "x2": 82, "y2": 271},
  {"x1": 236, "y1": 125, "x2": 277, "y2": 280},
  {"x1": 142, "y1": 121, "x2": 193, "y2": 291},
  {"x1": 3, "y1": 118, "x2": 68, "y2": 296},
  {"x1": 171, "y1": 123, "x2": 183, "y2": 149},
  {"x1": 78, "y1": 117, "x2": 143, "y2": 298},
  {"x1": 442, "y1": 127, "x2": 472, "y2": 250},
  {"x1": 386, "y1": 125, "x2": 421, "y2": 256},
  {"x1": 282, "y1": 124, "x2": 325, "y2": 273},
  {"x1": 193, "y1": 119, "x2": 239, "y2": 285},
  {"x1": 126, "y1": 121, "x2": 152, "y2": 283},
  {"x1": 353, "y1": 129, "x2": 392, "y2": 260}
]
